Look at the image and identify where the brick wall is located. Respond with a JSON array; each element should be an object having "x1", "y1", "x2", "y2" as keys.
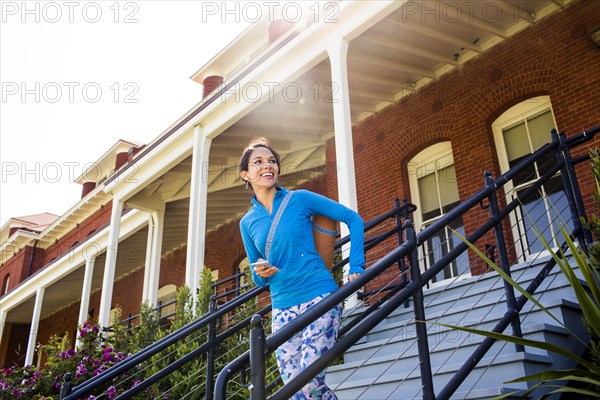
[
  {"x1": 346, "y1": 0, "x2": 600, "y2": 289},
  {"x1": 0, "y1": 248, "x2": 29, "y2": 295},
  {"x1": 41, "y1": 201, "x2": 114, "y2": 270},
  {"x1": 159, "y1": 245, "x2": 187, "y2": 289}
]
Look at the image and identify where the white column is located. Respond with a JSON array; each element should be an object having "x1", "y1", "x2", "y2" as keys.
[
  {"x1": 142, "y1": 212, "x2": 155, "y2": 303},
  {"x1": 0, "y1": 307, "x2": 6, "y2": 347},
  {"x1": 327, "y1": 38, "x2": 358, "y2": 211},
  {"x1": 98, "y1": 198, "x2": 124, "y2": 330},
  {"x1": 186, "y1": 125, "x2": 212, "y2": 295},
  {"x1": 25, "y1": 287, "x2": 45, "y2": 366},
  {"x1": 144, "y1": 210, "x2": 164, "y2": 306},
  {"x1": 76, "y1": 257, "x2": 95, "y2": 347},
  {"x1": 328, "y1": 38, "x2": 360, "y2": 307}
]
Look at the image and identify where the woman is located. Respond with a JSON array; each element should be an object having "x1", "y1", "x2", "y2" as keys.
[{"x1": 239, "y1": 137, "x2": 365, "y2": 399}]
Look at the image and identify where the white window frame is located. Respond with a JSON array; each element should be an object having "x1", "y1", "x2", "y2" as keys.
[
  {"x1": 492, "y1": 96, "x2": 561, "y2": 261},
  {"x1": 408, "y1": 142, "x2": 471, "y2": 287}
]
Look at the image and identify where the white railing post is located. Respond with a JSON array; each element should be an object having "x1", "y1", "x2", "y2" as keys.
[
  {"x1": 25, "y1": 287, "x2": 45, "y2": 366},
  {"x1": 76, "y1": 257, "x2": 96, "y2": 348},
  {"x1": 144, "y1": 210, "x2": 165, "y2": 307},
  {"x1": 186, "y1": 125, "x2": 212, "y2": 297},
  {"x1": 98, "y1": 198, "x2": 124, "y2": 331}
]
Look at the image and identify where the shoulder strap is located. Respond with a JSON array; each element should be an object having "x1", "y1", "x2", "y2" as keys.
[{"x1": 265, "y1": 190, "x2": 294, "y2": 261}]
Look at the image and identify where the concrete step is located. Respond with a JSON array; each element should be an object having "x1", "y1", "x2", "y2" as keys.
[
  {"x1": 343, "y1": 285, "x2": 578, "y2": 351},
  {"x1": 330, "y1": 352, "x2": 553, "y2": 400},
  {"x1": 342, "y1": 255, "x2": 579, "y2": 341},
  {"x1": 329, "y1": 322, "x2": 568, "y2": 387}
]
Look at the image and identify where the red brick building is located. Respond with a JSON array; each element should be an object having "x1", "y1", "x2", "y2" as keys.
[{"x1": 1, "y1": 0, "x2": 599, "y2": 376}]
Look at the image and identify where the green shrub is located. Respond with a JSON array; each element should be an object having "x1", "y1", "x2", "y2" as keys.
[{"x1": 0, "y1": 312, "x2": 136, "y2": 399}]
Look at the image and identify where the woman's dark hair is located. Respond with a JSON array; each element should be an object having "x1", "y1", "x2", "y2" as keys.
[{"x1": 239, "y1": 137, "x2": 281, "y2": 187}]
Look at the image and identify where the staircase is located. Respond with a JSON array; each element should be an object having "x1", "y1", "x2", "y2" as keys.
[{"x1": 329, "y1": 254, "x2": 588, "y2": 399}]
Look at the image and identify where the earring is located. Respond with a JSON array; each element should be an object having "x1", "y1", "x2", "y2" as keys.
[{"x1": 245, "y1": 180, "x2": 249, "y2": 190}]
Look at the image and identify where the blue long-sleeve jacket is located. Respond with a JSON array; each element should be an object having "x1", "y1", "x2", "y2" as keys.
[{"x1": 239, "y1": 187, "x2": 365, "y2": 308}]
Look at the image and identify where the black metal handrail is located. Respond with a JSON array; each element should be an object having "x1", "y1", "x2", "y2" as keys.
[
  {"x1": 62, "y1": 285, "x2": 266, "y2": 400},
  {"x1": 104, "y1": 260, "x2": 249, "y2": 334},
  {"x1": 212, "y1": 267, "x2": 248, "y2": 301},
  {"x1": 109, "y1": 299, "x2": 178, "y2": 332},
  {"x1": 218, "y1": 125, "x2": 599, "y2": 400}
]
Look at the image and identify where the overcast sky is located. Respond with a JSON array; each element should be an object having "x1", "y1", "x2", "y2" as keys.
[{"x1": 0, "y1": 1, "x2": 252, "y2": 226}]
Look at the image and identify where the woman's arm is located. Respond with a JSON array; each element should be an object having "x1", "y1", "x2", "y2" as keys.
[{"x1": 239, "y1": 222, "x2": 269, "y2": 287}]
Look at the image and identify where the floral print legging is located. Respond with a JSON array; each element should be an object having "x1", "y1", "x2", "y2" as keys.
[{"x1": 271, "y1": 293, "x2": 343, "y2": 400}]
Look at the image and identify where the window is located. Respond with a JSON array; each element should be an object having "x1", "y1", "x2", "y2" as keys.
[
  {"x1": 492, "y1": 96, "x2": 572, "y2": 260},
  {"x1": 238, "y1": 259, "x2": 250, "y2": 287},
  {"x1": 211, "y1": 269, "x2": 220, "y2": 282},
  {"x1": 157, "y1": 284, "x2": 177, "y2": 320},
  {"x1": 1, "y1": 274, "x2": 10, "y2": 295},
  {"x1": 108, "y1": 307, "x2": 121, "y2": 336},
  {"x1": 408, "y1": 142, "x2": 470, "y2": 285}
]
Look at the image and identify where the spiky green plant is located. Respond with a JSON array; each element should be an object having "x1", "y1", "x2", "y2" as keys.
[{"x1": 445, "y1": 226, "x2": 600, "y2": 399}]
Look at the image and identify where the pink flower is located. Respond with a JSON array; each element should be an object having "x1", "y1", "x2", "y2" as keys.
[
  {"x1": 61, "y1": 348, "x2": 76, "y2": 359},
  {"x1": 76, "y1": 363, "x2": 88, "y2": 378},
  {"x1": 107, "y1": 385, "x2": 117, "y2": 399}
]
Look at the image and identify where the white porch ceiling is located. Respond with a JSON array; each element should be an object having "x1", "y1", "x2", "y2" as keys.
[{"x1": 135, "y1": 0, "x2": 566, "y2": 233}]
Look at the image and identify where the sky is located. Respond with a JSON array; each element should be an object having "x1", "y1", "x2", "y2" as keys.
[{"x1": 0, "y1": 0, "x2": 254, "y2": 226}]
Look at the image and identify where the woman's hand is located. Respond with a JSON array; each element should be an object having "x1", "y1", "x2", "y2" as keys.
[
  {"x1": 253, "y1": 259, "x2": 279, "y2": 278},
  {"x1": 347, "y1": 273, "x2": 361, "y2": 282}
]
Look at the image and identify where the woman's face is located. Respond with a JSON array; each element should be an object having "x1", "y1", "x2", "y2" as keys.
[{"x1": 241, "y1": 146, "x2": 279, "y2": 190}]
